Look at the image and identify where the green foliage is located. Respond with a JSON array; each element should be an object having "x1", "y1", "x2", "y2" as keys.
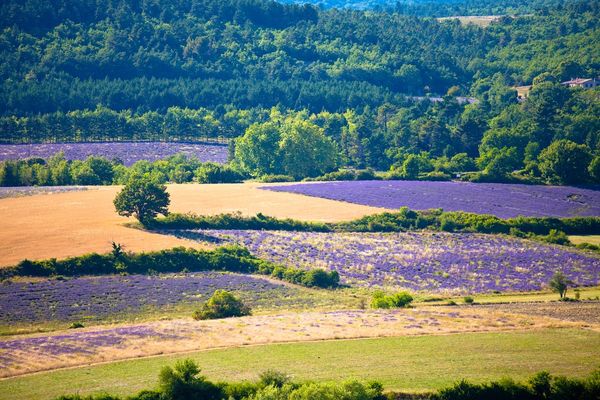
[
  {"x1": 235, "y1": 117, "x2": 339, "y2": 179},
  {"x1": 463, "y1": 296, "x2": 474, "y2": 304},
  {"x1": 538, "y1": 140, "x2": 593, "y2": 184},
  {"x1": 196, "y1": 163, "x2": 246, "y2": 184},
  {"x1": 113, "y1": 178, "x2": 170, "y2": 224},
  {"x1": 158, "y1": 359, "x2": 223, "y2": 400},
  {"x1": 3, "y1": 244, "x2": 339, "y2": 289},
  {"x1": 0, "y1": 153, "x2": 248, "y2": 187},
  {"x1": 435, "y1": 369, "x2": 600, "y2": 400},
  {"x1": 258, "y1": 370, "x2": 290, "y2": 388},
  {"x1": 549, "y1": 271, "x2": 572, "y2": 299},
  {"x1": 155, "y1": 208, "x2": 600, "y2": 241},
  {"x1": 0, "y1": 1, "x2": 598, "y2": 184},
  {"x1": 258, "y1": 174, "x2": 296, "y2": 183},
  {"x1": 371, "y1": 290, "x2": 413, "y2": 309},
  {"x1": 192, "y1": 290, "x2": 251, "y2": 320},
  {"x1": 152, "y1": 212, "x2": 330, "y2": 232},
  {"x1": 540, "y1": 229, "x2": 570, "y2": 245},
  {"x1": 589, "y1": 157, "x2": 600, "y2": 183}
]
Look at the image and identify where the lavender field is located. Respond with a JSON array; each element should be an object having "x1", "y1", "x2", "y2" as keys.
[
  {"x1": 0, "y1": 142, "x2": 228, "y2": 165},
  {"x1": 182, "y1": 230, "x2": 600, "y2": 293},
  {"x1": 0, "y1": 272, "x2": 317, "y2": 325},
  {"x1": 0, "y1": 186, "x2": 86, "y2": 199},
  {"x1": 262, "y1": 181, "x2": 600, "y2": 218}
]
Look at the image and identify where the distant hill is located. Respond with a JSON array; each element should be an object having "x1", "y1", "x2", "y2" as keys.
[
  {"x1": 0, "y1": 0, "x2": 598, "y2": 183},
  {"x1": 277, "y1": 0, "x2": 570, "y2": 15}
]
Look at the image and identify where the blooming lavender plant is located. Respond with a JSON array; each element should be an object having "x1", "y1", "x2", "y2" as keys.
[
  {"x1": 0, "y1": 142, "x2": 228, "y2": 166},
  {"x1": 0, "y1": 272, "x2": 296, "y2": 324},
  {"x1": 262, "y1": 180, "x2": 600, "y2": 218},
  {"x1": 183, "y1": 230, "x2": 600, "y2": 294}
]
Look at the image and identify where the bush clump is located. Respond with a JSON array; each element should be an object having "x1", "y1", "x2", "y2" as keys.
[
  {"x1": 371, "y1": 290, "x2": 413, "y2": 309},
  {"x1": 4, "y1": 246, "x2": 339, "y2": 290},
  {"x1": 258, "y1": 174, "x2": 296, "y2": 183},
  {"x1": 192, "y1": 290, "x2": 251, "y2": 320}
]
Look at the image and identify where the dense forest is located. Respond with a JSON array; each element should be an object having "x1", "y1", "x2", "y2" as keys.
[
  {"x1": 0, "y1": 0, "x2": 598, "y2": 183},
  {"x1": 279, "y1": 0, "x2": 570, "y2": 15}
]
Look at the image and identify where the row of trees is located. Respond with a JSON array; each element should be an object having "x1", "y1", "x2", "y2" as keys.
[{"x1": 0, "y1": 153, "x2": 246, "y2": 187}]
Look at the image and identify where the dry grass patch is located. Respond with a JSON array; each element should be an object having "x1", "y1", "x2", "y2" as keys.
[{"x1": 0, "y1": 306, "x2": 585, "y2": 378}]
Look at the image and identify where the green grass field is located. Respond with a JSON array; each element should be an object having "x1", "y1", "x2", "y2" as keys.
[
  {"x1": 570, "y1": 235, "x2": 600, "y2": 246},
  {"x1": 2, "y1": 329, "x2": 599, "y2": 400}
]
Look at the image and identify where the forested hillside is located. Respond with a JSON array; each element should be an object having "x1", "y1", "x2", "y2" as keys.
[
  {"x1": 0, "y1": 0, "x2": 598, "y2": 183},
  {"x1": 279, "y1": 0, "x2": 568, "y2": 15}
]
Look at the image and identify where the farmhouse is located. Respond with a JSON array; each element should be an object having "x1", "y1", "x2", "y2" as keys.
[
  {"x1": 561, "y1": 77, "x2": 599, "y2": 89},
  {"x1": 515, "y1": 85, "x2": 532, "y2": 100}
]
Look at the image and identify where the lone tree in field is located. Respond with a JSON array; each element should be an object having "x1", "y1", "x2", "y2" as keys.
[
  {"x1": 114, "y1": 178, "x2": 170, "y2": 225},
  {"x1": 549, "y1": 271, "x2": 572, "y2": 299},
  {"x1": 192, "y1": 290, "x2": 251, "y2": 320}
]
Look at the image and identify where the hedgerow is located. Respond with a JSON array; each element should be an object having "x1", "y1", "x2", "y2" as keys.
[
  {"x1": 1, "y1": 246, "x2": 339, "y2": 289},
  {"x1": 152, "y1": 208, "x2": 600, "y2": 237}
]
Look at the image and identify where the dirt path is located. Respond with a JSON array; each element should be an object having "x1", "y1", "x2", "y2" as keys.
[{"x1": 0, "y1": 183, "x2": 385, "y2": 266}]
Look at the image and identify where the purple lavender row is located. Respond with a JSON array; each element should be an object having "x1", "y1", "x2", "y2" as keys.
[
  {"x1": 0, "y1": 142, "x2": 228, "y2": 166},
  {"x1": 0, "y1": 325, "x2": 180, "y2": 367},
  {"x1": 0, "y1": 272, "x2": 292, "y2": 324},
  {"x1": 188, "y1": 230, "x2": 600, "y2": 293},
  {"x1": 262, "y1": 180, "x2": 600, "y2": 218}
]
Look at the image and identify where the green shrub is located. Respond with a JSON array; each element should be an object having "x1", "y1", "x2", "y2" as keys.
[
  {"x1": 419, "y1": 171, "x2": 452, "y2": 181},
  {"x1": 371, "y1": 290, "x2": 413, "y2": 309},
  {"x1": 463, "y1": 296, "x2": 474, "y2": 304},
  {"x1": 192, "y1": 290, "x2": 251, "y2": 320},
  {"x1": 541, "y1": 229, "x2": 570, "y2": 245},
  {"x1": 259, "y1": 174, "x2": 296, "y2": 183},
  {"x1": 300, "y1": 269, "x2": 340, "y2": 288},
  {"x1": 196, "y1": 163, "x2": 246, "y2": 183},
  {"x1": 158, "y1": 359, "x2": 223, "y2": 400},
  {"x1": 258, "y1": 370, "x2": 290, "y2": 388},
  {"x1": 576, "y1": 242, "x2": 600, "y2": 252},
  {"x1": 355, "y1": 169, "x2": 380, "y2": 180},
  {"x1": 314, "y1": 169, "x2": 356, "y2": 181}
]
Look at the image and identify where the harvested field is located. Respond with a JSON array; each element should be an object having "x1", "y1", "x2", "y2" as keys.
[
  {"x1": 570, "y1": 235, "x2": 600, "y2": 246},
  {"x1": 0, "y1": 306, "x2": 583, "y2": 378},
  {"x1": 0, "y1": 183, "x2": 383, "y2": 266},
  {"x1": 476, "y1": 301, "x2": 600, "y2": 325}
]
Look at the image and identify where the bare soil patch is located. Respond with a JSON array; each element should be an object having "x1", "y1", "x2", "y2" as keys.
[{"x1": 474, "y1": 301, "x2": 600, "y2": 325}]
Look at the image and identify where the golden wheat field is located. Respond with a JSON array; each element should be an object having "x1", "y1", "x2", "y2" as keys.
[{"x1": 0, "y1": 183, "x2": 385, "y2": 267}]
